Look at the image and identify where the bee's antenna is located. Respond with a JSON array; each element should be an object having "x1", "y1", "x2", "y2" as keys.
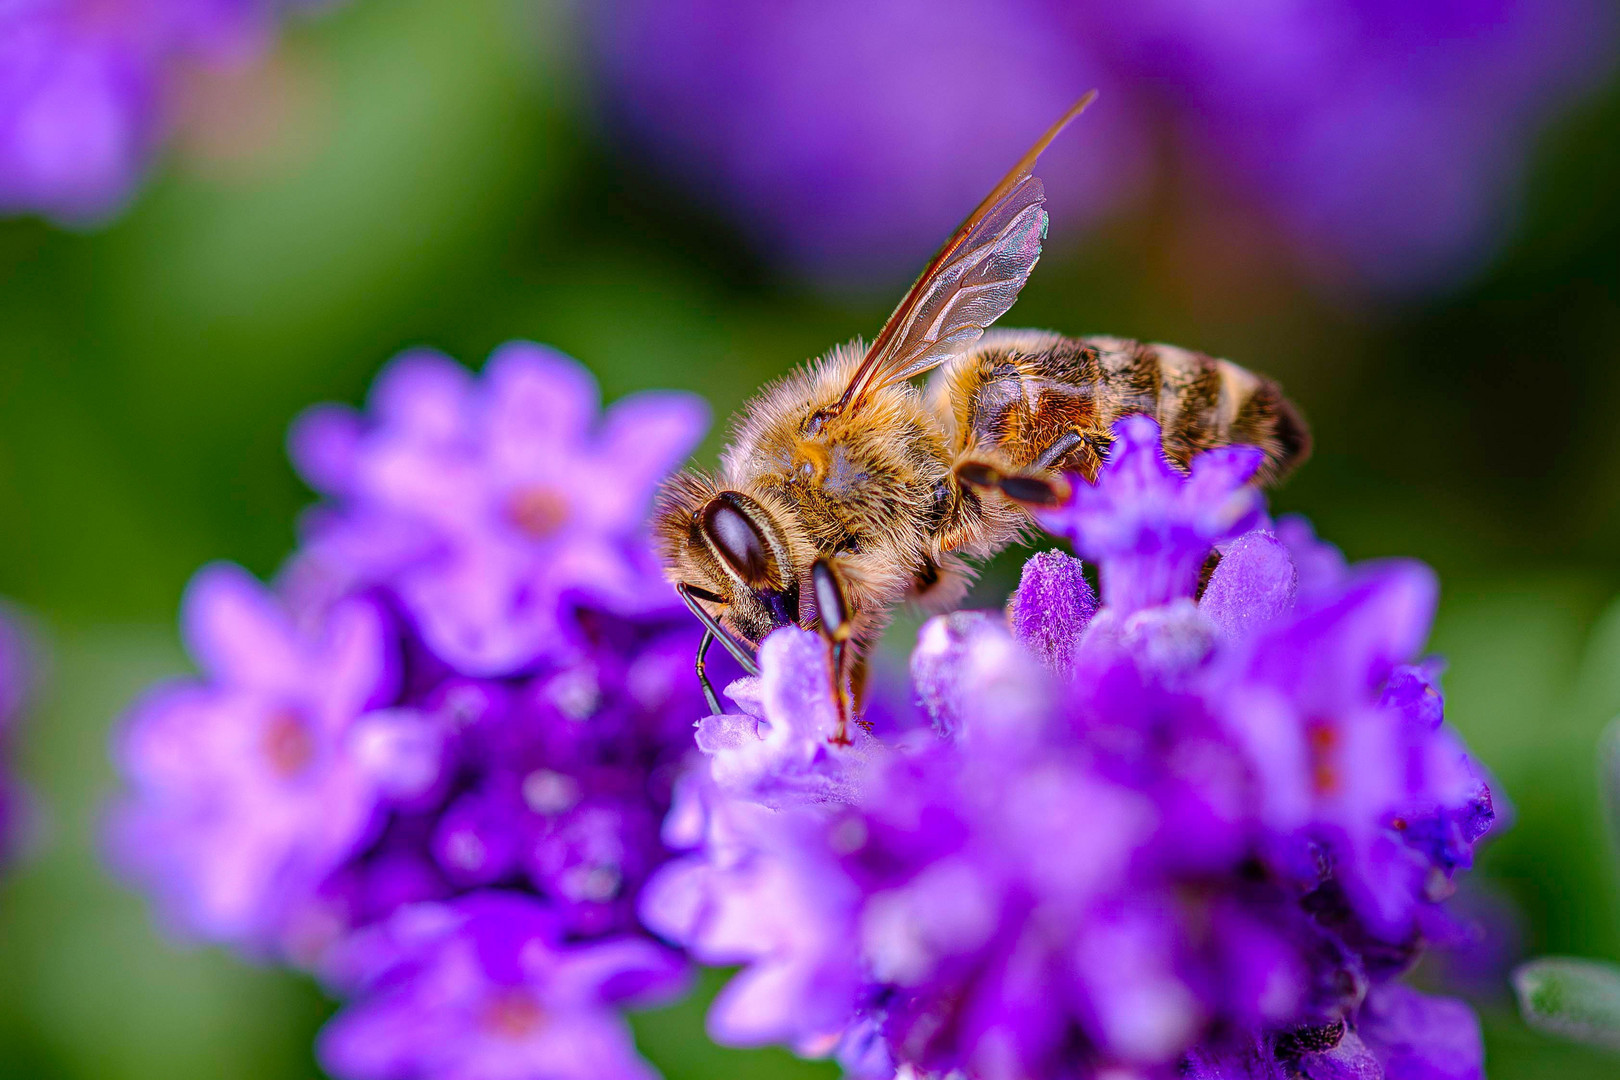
[
  {"x1": 676, "y1": 583, "x2": 759, "y2": 686},
  {"x1": 694, "y1": 628, "x2": 724, "y2": 715}
]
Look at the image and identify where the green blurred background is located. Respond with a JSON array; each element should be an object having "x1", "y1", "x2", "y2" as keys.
[{"x1": 3, "y1": 0, "x2": 1620, "y2": 1076}]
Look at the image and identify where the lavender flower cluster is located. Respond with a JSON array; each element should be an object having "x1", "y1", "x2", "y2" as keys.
[
  {"x1": 111, "y1": 343, "x2": 714, "y2": 1080},
  {"x1": 592, "y1": 0, "x2": 1615, "y2": 293},
  {"x1": 0, "y1": 0, "x2": 323, "y2": 223},
  {"x1": 643, "y1": 417, "x2": 1497, "y2": 1079},
  {"x1": 112, "y1": 347, "x2": 1498, "y2": 1079}
]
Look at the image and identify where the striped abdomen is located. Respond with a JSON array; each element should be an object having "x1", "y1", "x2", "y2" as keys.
[{"x1": 934, "y1": 331, "x2": 1311, "y2": 485}]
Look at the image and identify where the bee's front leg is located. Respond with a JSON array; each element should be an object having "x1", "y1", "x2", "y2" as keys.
[{"x1": 810, "y1": 558, "x2": 855, "y2": 746}]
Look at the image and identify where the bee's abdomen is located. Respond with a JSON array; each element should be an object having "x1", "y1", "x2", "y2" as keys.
[
  {"x1": 947, "y1": 333, "x2": 1309, "y2": 485},
  {"x1": 1142, "y1": 341, "x2": 1310, "y2": 483}
]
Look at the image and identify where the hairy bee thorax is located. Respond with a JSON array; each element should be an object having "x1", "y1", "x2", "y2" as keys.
[{"x1": 653, "y1": 343, "x2": 967, "y2": 650}]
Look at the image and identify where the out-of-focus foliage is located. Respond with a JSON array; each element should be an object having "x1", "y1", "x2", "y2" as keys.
[
  {"x1": 1514, "y1": 957, "x2": 1620, "y2": 1050},
  {"x1": 0, "y1": 0, "x2": 1619, "y2": 1077},
  {"x1": 1504, "y1": 654, "x2": 1620, "y2": 1054}
]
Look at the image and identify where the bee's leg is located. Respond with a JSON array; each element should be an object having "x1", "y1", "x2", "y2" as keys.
[
  {"x1": 1030, "y1": 430, "x2": 1084, "y2": 472},
  {"x1": 986, "y1": 430, "x2": 1110, "y2": 507},
  {"x1": 695, "y1": 628, "x2": 724, "y2": 715},
  {"x1": 996, "y1": 472, "x2": 1072, "y2": 508},
  {"x1": 827, "y1": 638, "x2": 852, "y2": 746},
  {"x1": 953, "y1": 459, "x2": 1004, "y2": 490},
  {"x1": 676, "y1": 583, "x2": 760, "y2": 676},
  {"x1": 810, "y1": 557, "x2": 855, "y2": 746},
  {"x1": 954, "y1": 455, "x2": 1071, "y2": 509},
  {"x1": 846, "y1": 648, "x2": 875, "y2": 733}
]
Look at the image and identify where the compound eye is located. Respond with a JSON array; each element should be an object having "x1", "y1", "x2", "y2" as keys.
[{"x1": 701, "y1": 493, "x2": 777, "y2": 587}]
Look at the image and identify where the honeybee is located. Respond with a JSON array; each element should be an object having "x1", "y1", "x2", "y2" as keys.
[{"x1": 654, "y1": 93, "x2": 1309, "y2": 738}]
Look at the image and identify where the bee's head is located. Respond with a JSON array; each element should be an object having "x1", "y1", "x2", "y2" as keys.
[{"x1": 652, "y1": 473, "x2": 802, "y2": 646}]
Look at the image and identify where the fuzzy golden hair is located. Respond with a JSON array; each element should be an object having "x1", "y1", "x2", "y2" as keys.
[
  {"x1": 653, "y1": 331, "x2": 1309, "y2": 657},
  {"x1": 653, "y1": 341, "x2": 972, "y2": 651}
]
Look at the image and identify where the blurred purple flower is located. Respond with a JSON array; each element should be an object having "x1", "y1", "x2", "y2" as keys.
[
  {"x1": 642, "y1": 417, "x2": 1495, "y2": 1079},
  {"x1": 111, "y1": 562, "x2": 397, "y2": 949},
  {"x1": 589, "y1": 0, "x2": 1141, "y2": 290},
  {"x1": 287, "y1": 341, "x2": 707, "y2": 677},
  {"x1": 112, "y1": 346, "x2": 714, "y2": 1080},
  {"x1": 1185, "y1": 984, "x2": 1485, "y2": 1080},
  {"x1": 1358, "y1": 982, "x2": 1486, "y2": 1080},
  {"x1": 0, "y1": 0, "x2": 321, "y2": 224},
  {"x1": 591, "y1": 0, "x2": 1615, "y2": 294},
  {"x1": 319, "y1": 894, "x2": 686, "y2": 1080}
]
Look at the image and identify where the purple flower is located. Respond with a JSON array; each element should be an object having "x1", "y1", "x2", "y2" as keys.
[
  {"x1": 691, "y1": 627, "x2": 879, "y2": 807},
  {"x1": 111, "y1": 562, "x2": 398, "y2": 950},
  {"x1": 641, "y1": 784, "x2": 870, "y2": 1058},
  {"x1": 108, "y1": 329, "x2": 1502, "y2": 1080},
  {"x1": 0, "y1": 0, "x2": 314, "y2": 224},
  {"x1": 640, "y1": 627, "x2": 883, "y2": 1054},
  {"x1": 319, "y1": 894, "x2": 687, "y2": 1080},
  {"x1": 590, "y1": 0, "x2": 1614, "y2": 293},
  {"x1": 1273, "y1": 513, "x2": 1360, "y2": 614},
  {"x1": 1006, "y1": 549, "x2": 1097, "y2": 678},
  {"x1": 112, "y1": 345, "x2": 714, "y2": 1080},
  {"x1": 1223, "y1": 565, "x2": 1489, "y2": 938},
  {"x1": 641, "y1": 417, "x2": 1497, "y2": 1079},
  {"x1": 287, "y1": 342, "x2": 707, "y2": 677},
  {"x1": 1358, "y1": 983, "x2": 1485, "y2": 1080},
  {"x1": 909, "y1": 609, "x2": 1013, "y2": 738},
  {"x1": 1185, "y1": 985, "x2": 1484, "y2": 1080},
  {"x1": 1038, "y1": 413, "x2": 1266, "y2": 616},
  {"x1": 1202, "y1": 530, "x2": 1299, "y2": 640}
]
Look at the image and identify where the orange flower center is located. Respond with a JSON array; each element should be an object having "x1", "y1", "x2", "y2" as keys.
[
  {"x1": 505, "y1": 486, "x2": 570, "y2": 539},
  {"x1": 261, "y1": 709, "x2": 316, "y2": 779},
  {"x1": 481, "y1": 991, "x2": 546, "y2": 1039},
  {"x1": 1306, "y1": 719, "x2": 1339, "y2": 796}
]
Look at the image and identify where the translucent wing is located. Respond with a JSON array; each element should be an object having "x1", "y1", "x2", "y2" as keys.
[{"x1": 833, "y1": 92, "x2": 1097, "y2": 414}]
